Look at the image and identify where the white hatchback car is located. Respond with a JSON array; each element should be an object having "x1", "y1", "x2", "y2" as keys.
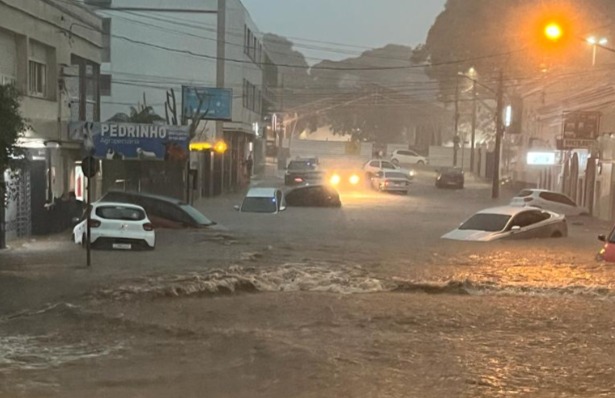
[
  {"x1": 73, "y1": 202, "x2": 156, "y2": 250},
  {"x1": 363, "y1": 159, "x2": 415, "y2": 180},
  {"x1": 510, "y1": 189, "x2": 588, "y2": 216},
  {"x1": 390, "y1": 149, "x2": 428, "y2": 166}
]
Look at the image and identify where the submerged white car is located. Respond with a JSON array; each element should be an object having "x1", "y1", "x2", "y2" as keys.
[
  {"x1": 510, "y1": 189, "x2": 588, "y2": 216},
  {"x1": 442, "y1": 206, "x2": 567, "y2": 241},
  {"x1": 73, "y1": 202, "x2": 156, "y2": 250},
  {"x1": 235, "y1": 187, "x2": 287, "y2": 214}
]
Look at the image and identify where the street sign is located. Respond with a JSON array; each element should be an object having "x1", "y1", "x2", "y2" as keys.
[
  {"x1": 81, "y1": 156, "x2": 99, "y2": 178},
  {"x1": 557, "y1": 139, "x2": 594, "y2": 150},
  {"x1": 527, "y1": 151, "x2": 556, "y2": 165}
]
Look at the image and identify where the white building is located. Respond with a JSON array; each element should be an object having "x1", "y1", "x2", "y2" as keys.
[
  {"x1": 86, "y1": 0, "x2": 275, "y2": 194},
  {"x1": 0, "y1": 0, "x2": 103, "y2": 241}
]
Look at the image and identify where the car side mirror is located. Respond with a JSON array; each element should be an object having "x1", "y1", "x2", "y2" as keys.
[
  {"x1": 233, "y1": 205, "x2": 240, "y2": 211},
  {"x1": 71, "y1": 217, "x2": 80, "y2": 226},
  {"x1": 511, "y1": 225, "x2": 521, "y2": 232},
  {"x1": 599, "y1": 234, "x2": 606, "y2": 242}
]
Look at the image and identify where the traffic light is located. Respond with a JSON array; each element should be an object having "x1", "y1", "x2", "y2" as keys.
[{"x1": 544, "y1": 22, "x2": 563, "y2": 42}]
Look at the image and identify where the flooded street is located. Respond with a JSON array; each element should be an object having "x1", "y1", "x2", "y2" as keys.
[{"x1": 2, "y1": 171, "x2": 615, "y2": 397}]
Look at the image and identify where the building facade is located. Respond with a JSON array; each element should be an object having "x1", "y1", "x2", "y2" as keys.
[
  {"x1": 87, "y1": 0, "x2": 276, "y2": 197},
  {"x1": 1, "y1": 0, "x2": 103, "y2": 241}
]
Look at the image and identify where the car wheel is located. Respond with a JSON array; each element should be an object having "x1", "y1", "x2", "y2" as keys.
[
  {"x1": 551, "y1": 231, "x2": 563, "y2": 238},
  {"x1": 417, "y1": 160, "x2": 425, "y2": 165},
  {"x1": 391, "y1": 159, "x2": 399, "y2": 166}
]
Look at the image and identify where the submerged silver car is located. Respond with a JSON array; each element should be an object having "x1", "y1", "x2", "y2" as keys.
[{"x1": 442, "y1": 206, "x2": 567, "y2": 241}]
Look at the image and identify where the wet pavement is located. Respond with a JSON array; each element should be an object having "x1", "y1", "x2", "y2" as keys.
[{"x1": 1, "y1": 169, "x2": 615, "y2": 397}]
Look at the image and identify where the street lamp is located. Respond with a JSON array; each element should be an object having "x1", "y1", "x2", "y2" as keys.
[{"x1": 587, "y1": 36, "x2": 608, "y2": 66}]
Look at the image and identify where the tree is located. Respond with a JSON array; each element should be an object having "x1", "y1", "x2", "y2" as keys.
[
  {"x1": 128, "y1": 105, "x2": 165, "y2": 124},
  {"x1": 262, "y1": 33, "x2": 311, "y2": 110},
  {"x1": 0, "y1": 84, "x2": 26, "y2": 249},
  {"x1": 421, "y1": 0, "x2": 615, "y2": 100}
]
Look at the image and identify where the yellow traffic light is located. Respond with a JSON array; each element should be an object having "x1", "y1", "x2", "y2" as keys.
[{"x1": 544, "y1": 23, "x2": 563, "y2": 41}]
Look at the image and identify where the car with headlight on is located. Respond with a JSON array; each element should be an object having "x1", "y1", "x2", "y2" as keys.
[
  {"x1": 441, "y1": 206, "x2": 567, "y2": 242},
  {"x1": 370, "y1": 170, "x2": 411, "y2": 194},
  {"x1": 73, "y1": 202, "x2": 156, "y2": 250},
  {"x1": 326, "y1": 169, "x2": 363, "y2": 189}
]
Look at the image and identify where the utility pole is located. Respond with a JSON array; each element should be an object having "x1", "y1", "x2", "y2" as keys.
[
  {"x1": 216, "y1": 0, "x2": 226, "y2": 194},
  {"x1": 470, "y1": 79, "x2": 477, "y2": 173},
  {"x1": 492, "y1": 71, "x2": 505, "y2": 200},
  {"x1": 453, "y1": 77, "x2": 460, "y2": 167}
]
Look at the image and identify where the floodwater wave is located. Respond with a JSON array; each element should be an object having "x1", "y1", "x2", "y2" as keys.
[{"x1": 91, "y1": 263, "x2": 615, "y2": 302}]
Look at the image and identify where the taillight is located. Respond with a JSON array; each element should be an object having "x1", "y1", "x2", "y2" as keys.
[
  {"x1": 523, "y1": 197, "x2": 532, "y2": 202},
  {"x1": 294, "y1": 177, "x2": 304, "y2": 183},
  {"x1": 385, "y1": 180, "x2": 391, "y2": 186},
  {"x1": 89, "y1": 219, "x2": 101, "y2": 228},
  {"x1": 143, "y1": 223, "x2": 154, "y2": 231}
]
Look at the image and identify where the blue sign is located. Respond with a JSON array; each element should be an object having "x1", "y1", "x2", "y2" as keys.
[
  {"x1": 182, "y1": 86, "x2": 233, "y2": 121},
  {"x1": 69, "y1": 122, "x2": 190, "y2": 161}
]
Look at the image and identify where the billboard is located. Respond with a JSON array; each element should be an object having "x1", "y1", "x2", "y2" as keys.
[
  {"x1": 527, "y1": 151, "x2": 556, "y2": 166},
  {"x1": 69, "y1": 122, "x2": 190, "y2": 161},
  {"x1": 182, "y1": 86, "x2": 233, "y2": 121}
]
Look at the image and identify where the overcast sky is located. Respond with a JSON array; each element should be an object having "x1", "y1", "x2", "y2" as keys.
[{"x1": 240, "y1": 0, "x2": 447, "y2": 63}]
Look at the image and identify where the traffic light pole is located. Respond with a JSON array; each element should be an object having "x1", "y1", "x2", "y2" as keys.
[
  {"x1": 492, "y1": 71, "x2": 505, "y2": 199},
  {"x1": 453, "y1": 77, "x2": 460, "y2": 167},
  {"x1": 470, "y1": 80, "x2": 477, "y2": 172}
]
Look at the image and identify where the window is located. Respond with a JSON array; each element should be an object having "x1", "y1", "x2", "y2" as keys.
[
  {"x1": 100, "y1": 74, "x2": 111, "y2": 96},
  {"x1": 510, "y1": 210, "x2": 547, "y2": 229},
  {"x1": 102, "y1": 18, "x2": 111, "y2": 62},
  {"x1": 28, "y1": 60, "x2": 46, "y2": 97},
  {"x1": 381, "y1": 161, "x2": 396, "y2": 169},
  {"x1": 369, "y1": 161, "x2": 379, "y2": 167},
  {"x1": 95, "y1": 206, "x2": 145, "y2": 221},
  {"x1": 460, "y1": 214, "x2": 511, "y2": 232},
  {"x1": 539, "y1": 192, "x2": 576, "y2": 206}
]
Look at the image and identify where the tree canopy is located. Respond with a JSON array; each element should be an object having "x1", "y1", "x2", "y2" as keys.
[
  {"x1": 421, "y1": 0, "x2": 615, "y2": 100},
  {"x1": 0, "y1": 84, "x2": 25, "y2": 174}
]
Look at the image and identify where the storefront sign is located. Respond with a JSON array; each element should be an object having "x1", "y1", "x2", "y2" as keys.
[
  {"x1": 527, "y1": 151, "x2": 556, "y2": 166},
  {"x1": 69, "y1": 122, "x2": 190, "y2": 161}
]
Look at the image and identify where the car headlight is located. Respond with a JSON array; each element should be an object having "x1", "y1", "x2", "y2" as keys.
[
  {"x1": 330, "y1": 174, "x2": 341, "y2": 186},
  {"x1": 349, "y1": 174, "x2": 360, "y2": 185},
  {"x1": 409, "y1": 170, "x2": 416, "y2": 177}
]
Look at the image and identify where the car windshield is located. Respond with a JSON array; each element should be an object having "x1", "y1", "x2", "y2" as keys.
[
  {"x1": 288, "y1": 161, "x2": 315, "y2": 170},
  {"x1": 95, "y1": 206, "x2": 145, "y2": 221},
  {"x1": 180, "y1": 204, "x2": 215, "y2": 225},
  {"x1": 459, "y1": 213, "x2": 511, "y2": 232},
  {"x1": 241, "y1": 197, "x2": 278, "y2": 213},
  {"x1": 516, "y1": 190, "x2": 534, "y2": 197}
]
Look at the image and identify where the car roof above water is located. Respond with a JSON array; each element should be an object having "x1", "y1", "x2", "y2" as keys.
[
  {"x1": 246, "y1": 187, "x2": 279, "y2": 198},
  {"x1": 476, "y1": 205, "x2": 544, "y2": 216}
]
